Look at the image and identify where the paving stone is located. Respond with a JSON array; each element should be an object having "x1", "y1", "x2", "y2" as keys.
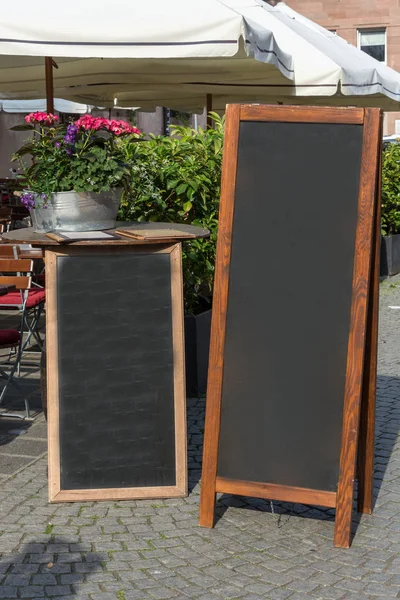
[
  {"x1": 363, "y1": 583, "x2": 399, "y2": 597},
  {"x1": 56, "y1": 553, "x2": 82, "y2": 563},
  {"x1": 0, "y1": 454, "x2": 37, "y2": 476},
  {"x1": 0, "y1": 585, "x2": 17, "y2": 598},
  {"x1": 39, "y1": 563, "x2": 71, "y2": 575},
  {"x1": 10, "y1": 564, "x2": 39, "y2": 574},
  {"x1": 3, "y1": 574, "x2": 31, "y2": 586},
  {"x1": 19, "y1": 586, "x2": 44, "y2": 598},
  {"x1": 44, "y1": 585, "x2": 72, "y2": 596},
  {"x1": 312, "y1": 588, "x2": 347, "y2": 599},
  {"x1": 46, "y1": 544, "x2": 69, "y2": 553},
  {"x1": 32, "y1": 574, "x2": 57, "y2": 585},
  {"x1": 246, "y1": 582, "x2": 276, "y2": 594},
  {"x1": 29, "y1": 553, "x2": 54, "y2": 564},
  {"x1": 0, "y1": 438, "x2": 47, "y2": 457},
  {"x1": 266, "y1": 589, "x2": 295, "y2": 599}
]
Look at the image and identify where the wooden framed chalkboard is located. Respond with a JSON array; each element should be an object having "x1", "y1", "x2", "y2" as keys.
[
  {"x1": 199, "y1": 105, "x2": 382, "y2": 548},
  {"x1": 46, "y1": 243, "x2": 187, "y2": 502}
]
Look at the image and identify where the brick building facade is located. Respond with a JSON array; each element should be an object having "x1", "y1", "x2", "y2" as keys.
[{"x1": 286, "y1": 0, "x2": 400, "y2": 134}]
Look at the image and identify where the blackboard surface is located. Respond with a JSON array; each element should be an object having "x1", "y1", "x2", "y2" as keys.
[
  {"x1": 57, "y1": 253, "x2": 176, "y2": 490},
  {"x1": 217, "y1": 121, "x2": 363, "y2": 491}
]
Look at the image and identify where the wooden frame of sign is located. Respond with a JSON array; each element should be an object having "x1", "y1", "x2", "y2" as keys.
[
  {"x1": 199, "y1": 104, "x2": 382, "y2": 548},
  {"x1": 46, "y1": 243, "x2": 187, "y2": 502}
]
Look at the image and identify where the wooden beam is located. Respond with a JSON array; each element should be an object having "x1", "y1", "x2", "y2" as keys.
[
  {"x1": 357, "y1": 114, "x2": 383, "y2": 515},
  {"x1": 333, "y1": 107, "x2": 381, "y2": 548},
  {"x1": 45, "y1": 57, "x2": 54, "y2": 114},
  {"x1": 206, "y1": 94, "x2": 213, "y2": 128},
  {"x1": 199, "y1": 104, "x2": 241, "y2": 528}
]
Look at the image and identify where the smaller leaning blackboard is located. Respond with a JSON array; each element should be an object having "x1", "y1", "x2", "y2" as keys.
[
  {"x1": 46, "y1": 243, "x2": 187, "y2": 502},
  {"x1": 199, "y1": 104, "x2": 382, "y2": 548}
]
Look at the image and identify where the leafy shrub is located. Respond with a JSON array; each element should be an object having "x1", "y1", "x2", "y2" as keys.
[
  {"x1": 382, "y1": 141, "x2": 400, "y2": 236},
  {"x1": 119, "y1": 113, "x2": 224, "y2": 315}
]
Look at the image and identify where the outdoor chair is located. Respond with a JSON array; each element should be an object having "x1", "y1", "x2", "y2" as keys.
[
  {"x1": 10, "y1": 206, "x2": 31, "y2": 230},
  {"x1": 0, "y1": 259, "x2": 46, "y2": 356},
  {"x1": 0, "y1": 245, "x2": 45, "y2": 287},
  {"x1": 0, "y1": 207, "x2": 13, "y2": 232},
  {"x1": 0, "y1": 244, "x2": 19, "y2": 258},
  {"x1": 0, "y1": 179, "x2": 26, "y2": 208},
  {"x1": 0, "y1": 327, "x2": 31, "y2": 419}
]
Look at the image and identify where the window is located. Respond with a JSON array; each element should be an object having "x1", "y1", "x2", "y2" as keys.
[{"x1": 358, "y1": 29, "x2": 386, "y2": 63}]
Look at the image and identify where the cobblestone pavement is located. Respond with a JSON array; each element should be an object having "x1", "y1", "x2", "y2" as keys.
[{"x1": 1, "y1": 279, "x2": 400, "y2": 599}]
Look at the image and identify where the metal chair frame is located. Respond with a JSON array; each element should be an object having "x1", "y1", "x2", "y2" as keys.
[
  {"x1": 0, "y1": 336, "x2": 31, "y2": 419},
  {"x1": 0, "y1": 259, "x2": 45, "y2": 356}
]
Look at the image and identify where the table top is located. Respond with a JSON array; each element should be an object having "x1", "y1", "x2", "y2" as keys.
[
  {"x1": 0, "y1": 284, "x2": 16, "y2": 295},
  {"x1": 1, "y1": 222, "x2": 210, "y2": 247}
]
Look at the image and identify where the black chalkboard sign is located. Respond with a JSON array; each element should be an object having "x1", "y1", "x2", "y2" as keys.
[
  {"x1": 200, "y1": 105, "x2": 382, "y2": 548},
  {"x1": 47, "y1": 244, "x2": 187, "y2": 502}
]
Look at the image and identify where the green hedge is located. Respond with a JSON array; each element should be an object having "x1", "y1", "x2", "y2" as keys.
[
  {"x1": 382, "y1": 141, "x2": 400, "y2": 236},
  {"x1": 118, "y1": 113, "x2": 224, "y2": 315}
]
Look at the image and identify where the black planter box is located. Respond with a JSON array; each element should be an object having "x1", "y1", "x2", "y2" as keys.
[
  {"x1": 381, "y1": 234, "x2": 400, "y2": 276},
  {"x1": 184, "y1": 309, "x2": 212, "y2": 397}
]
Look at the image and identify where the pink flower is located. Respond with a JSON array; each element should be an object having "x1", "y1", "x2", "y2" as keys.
[
  {"x1": 73, "y1": 114, "x2": 140, "y2": 135},
  {"x1": 108, "y1": 119, "x2": 140, "y2": 136},
  {"x1": 25, "y1": 111, "x2": 59, "y2": 125},
  {"x1": 74, "y1": 115, "x2": 110, "y2": 131}
]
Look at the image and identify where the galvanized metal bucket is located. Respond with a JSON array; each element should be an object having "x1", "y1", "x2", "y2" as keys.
[{"x1": 30, "y1": 189, "x2": 122, "y2": 233}]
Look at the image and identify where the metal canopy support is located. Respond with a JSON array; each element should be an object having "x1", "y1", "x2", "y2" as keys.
[
  {"x1": 206, "y1": 94, "x2": 213, "y2": 128},
  {"x1": 45, "y1": 57, "x2": 54, "y2": 114}
]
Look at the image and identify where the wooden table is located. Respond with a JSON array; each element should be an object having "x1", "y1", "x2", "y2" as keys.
[
  {"x1": 3, "y1": 223, "x2": 209, "y2": 504},
  {"x1": 1, "y1": 222, "x2": 209, "y2": 246}
]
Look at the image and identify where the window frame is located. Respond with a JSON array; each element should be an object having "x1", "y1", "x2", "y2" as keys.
[{"x1": 357, "y1": 28, "x2": 387, "y2": 64}]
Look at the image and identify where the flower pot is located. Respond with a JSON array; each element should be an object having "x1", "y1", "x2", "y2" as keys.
[
  {"x1": 380, "y1": 234, "x2": 400, "y2": 276},
  {"x1": 184, "y1": 309, "x2": 212, "y2": 397},
  {"x1": 30, "y1": 189, "x2": 122, "y2": 233}
]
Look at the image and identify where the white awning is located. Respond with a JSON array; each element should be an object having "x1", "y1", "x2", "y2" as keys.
[
  {"x1": 0, "y1": 0, "x2": 398, "y2": 110},
  {"x1": 0, "y1": 98, "x2": 91, "y2": 113}
]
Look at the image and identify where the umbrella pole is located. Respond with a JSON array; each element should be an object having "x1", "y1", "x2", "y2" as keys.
[
  {"x1": 206, "y1": 94, "x2": 213, "y2": 128},
  {"x1": 45, "y1": 57, "x2": 54, "y2": 114}
]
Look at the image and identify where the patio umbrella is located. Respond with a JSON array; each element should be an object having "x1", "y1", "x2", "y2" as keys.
[
  {"x1": 0, "y1": 98, "x2": 91, "y2": 114},
  {"x1": 0, "y1": 0, "x2": 399, "y2": 111}
]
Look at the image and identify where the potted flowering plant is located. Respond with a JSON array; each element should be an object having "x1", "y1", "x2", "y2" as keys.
[{"x1": 11, "y1": 112, "x2": 140, "y2": 232}]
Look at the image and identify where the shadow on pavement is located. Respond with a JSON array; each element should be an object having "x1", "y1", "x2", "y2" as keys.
[
  {"x1": 371, "y1": 373, "x2": 400, "y2": 508},
  {"x1": 0, "y1": 540, "x2": 105, "y2": 597},
  {"x1": 0, "y1": 418, "x2": 33, "y2": 447}
]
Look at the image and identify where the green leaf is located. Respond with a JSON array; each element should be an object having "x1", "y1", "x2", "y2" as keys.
[
  {"x1": 9, "y1": 124, "x2": 35, "y2": 131},
  {"x1": 176, "y1": 183, "x2": 188, "y2": 195},
  {"x1": 183, "y1": 201, "x2": 192, "y2": 212},
  {"x1": 214, "y1": 139, "x2": 222, "y2": 154}
]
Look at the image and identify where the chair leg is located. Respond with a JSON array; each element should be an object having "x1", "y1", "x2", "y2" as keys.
[
  {"x1": 17, "y1": 311, "x2": 24, "y2": 376},
  {"x1": 21, "y1": 304, "x2": 44, "y2": 355},
  {"x1": 0, "y1": 354, "x2": 31, "y2": 420}
]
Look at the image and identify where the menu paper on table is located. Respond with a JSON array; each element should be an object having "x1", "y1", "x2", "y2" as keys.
[{"x1": 45, "y1": 231, "x2": 120, "y2": 243}]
